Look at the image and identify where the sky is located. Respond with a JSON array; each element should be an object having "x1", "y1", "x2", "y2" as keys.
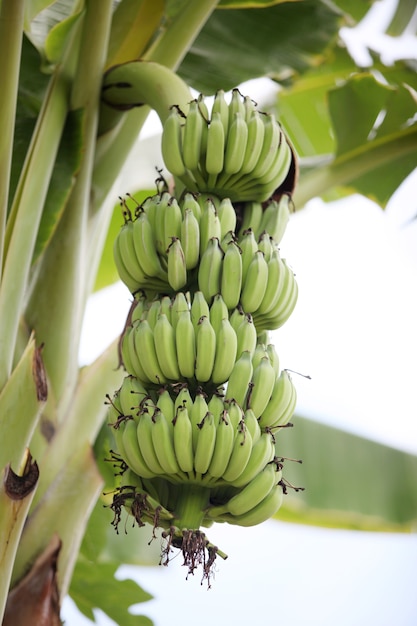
[{"x1": 67, "y1": 0, "x2": 417, "y2": 623}]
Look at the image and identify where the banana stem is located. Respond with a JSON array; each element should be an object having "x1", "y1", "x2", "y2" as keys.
[
  {"x1": 0, "y1": 0, "x2": 25, "y2": 276},
  {"x1": 172, "y1": 484, "x2": 210, "y2": 529}
]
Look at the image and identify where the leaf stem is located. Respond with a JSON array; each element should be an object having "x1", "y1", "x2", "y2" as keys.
[{"x1": 0, "y1": 0, "x2": 25, "y2": 275}]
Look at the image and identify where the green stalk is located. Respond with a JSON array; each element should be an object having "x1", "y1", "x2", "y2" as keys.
[
  {"x1": 0, "y1": 451, "x2": 39, "y2": 621},
  {"x1": 0, "y1": 0, "x2": 25, "y2": 275},
  {"x1": 0, "y1": 334, "x2": 46, "y2": 471},
  {"x1": 294, "y1": 127, "x2": 417, "y2": 208},
  {"x1": 25, "y1": 0, "x2": 114, "y2": 414},
  {"x1": 0, "y1": 69, "x2": 69, "y2": 391},
  {"x1": 172, "y1": 484, "x2": 210, "y2": 529},
  {"x1": 143, "y1": 0, "x2": 220, "y2": 69},
  {"x1": 11, "y1": 443, "x2": 103, "y2": 599},
  {"x1": 31, "y1": 339, "x2": 123, "y2": 507}
]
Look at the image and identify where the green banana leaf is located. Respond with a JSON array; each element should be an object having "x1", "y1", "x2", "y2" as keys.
[{"x1": 275, "y1": 415, "x2": 417, "y2": 532}]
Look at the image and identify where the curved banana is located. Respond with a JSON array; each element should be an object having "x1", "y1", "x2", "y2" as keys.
[
  {"x1": 222, "y1": 422, "x2": 253, "y2": 483},
  {"x1": 205, "y1": 111, "x2": 225, "y2": 182},
  {"x1": 153, "y1": 313, "x2": 181, "y2": 380},
  {"x1": 237, "y1": 202, "x2": 264, "y2": 239},
  {"x1": 122, "y1": 417, "x2": 157, "y2": 478},
  {"x1": 230, "y1": 431, "x2": 275, "y2": 488},
  {"x1": 195, "y1": 315, "x2": 216, "y2": 382},
  {"x1": 221, "y1": 240, "x2": 242, "y2": 310},
  {"x1": 247, "y1": 356, "x2": 276, "y2": 418},
  {"x1": 163, "y1": 196, "x2": 182, "y2": 252},
  {"x1": 240, "y1": 250, "x2": 269, "y2": 313},
  {"x1": 207, "y1": 410, "x2": 235, "y2": 479},
  {"x1": 217, "y1": 197, "x2": 237, "y2": 240},
  {"x1": 136, "y1": 408, "x2": 166, "y2": 475},
  {"x1": 194, "y1": 411, "x2": 217, "y2": 475},
  {"x1": 223, "y1": 111, "x2": 248, "y2": 175},
  {"x1": 190, "y1": 290, "x2": 210, "y2": 330},
  {"x1": 255, "y1": 248, "x2": 285, "y2": 316},
  {"x1": 151, "y1": 408, "x2": 181, "y2": 475},
  {"x1": 258, "y1": 369, "x2": 297, "y2": 430},
  {"x1": 240, "y1": 111, "x2": 265, "y2": 175},
  {"x1": 211, "y1": 89, "x2": 229, "y2": 140},
  {"x1": 211, "y1": 318, "x2": 238, "y2": 385},
  {"x1": 209, "y1": 293, "x2": 229, "y2": 335},
  {"x1": 134, "y1": 319, "x2": 167, "y2": 385},
  {"x1": 226, "y1": 462, "x2": 279, "y2": 516},
  {"x1": 161, "y1": 106, "x2": 187, "y2": 178},
  {"x1": 235, "y1": 313, "x2": 257, "y2": 359},
  {"x1": 224, "y1": 349, "x2": 253, "y2": 407},
  {"x1": 181, "y1": 208, "x2": 200, "y2": 270},
  {"x1": 198, "y1": 237, "x2": 224, "y2": 302},
  {"x1": 173, "y1": 404, "x2": 194, "y2": 473},
  {"x1": 199, "y1": 198, "x2": 221, "y2": 257},
  {"x1": 133, "y1": 211, "x2": 166, "y2": 279},
  {"x1": 175, "y1": 310, "x2": 196, "y2": 379},
  {"x1": 239, "y1": 228, "x2": 258, "y2": 285},
  {"x1": 221, "y1": 483, "x2": 283, "y2": 527},
  {"x1": 182, "y1": 98, "x2": 205, "y2": 173},
  {"x1": 259, "y1": 194, "x2": 291, "y2": 245},
  {"x1": 167, "y1": 237, "x2": 188, "y2": 291},
  {"x1": 190, "y1": 391, "x2": 210, "y2": 451}
]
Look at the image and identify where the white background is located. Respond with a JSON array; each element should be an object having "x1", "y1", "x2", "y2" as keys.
[{"x1": 64, "y1": 1, "x2": 417, "y2": 623}]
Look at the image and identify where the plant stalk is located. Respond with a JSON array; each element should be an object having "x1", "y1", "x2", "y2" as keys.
[{"x1": 0, "y1": 0, "x2": 25, "y2": 276}]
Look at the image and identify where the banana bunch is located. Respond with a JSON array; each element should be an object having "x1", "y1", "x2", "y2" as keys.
[
  {"x1": 107, "y1": 80, "x2": 302, "y2": 578},
  {"x1": 108, "y1": 375, "x2": 286, "y2": 533},
  {"x1": 113, "y1": 190, "x2": 237, "y2": 296},
  {"x1": 161, "y1": 89, "x2": 295, "y2": 203}
]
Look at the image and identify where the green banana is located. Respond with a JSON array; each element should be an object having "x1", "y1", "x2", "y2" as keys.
[
  {"x1": 198, "y1": 237, "x2": 224, "y2": 302},
  {"x1": 195, "y1": 315, "x2": 216, "y2": 383},
  {"x1": 240, "y1": 111, "x2": 265, "y2": 175},
  {"x1": 194, "y1": 411, "x2": 217, "y2": 475},
  {"x1": 190, "y1": 290, "x2": 210, "y2": 331},
  {"x1": 181, "y1": 208, "x2": 200, "y2": 270},
  {"x1": 175, "y1": 310, "x2": 196, "y2": 379},
  {"x1": 240, "y1": 250, "x2": 269, "y2": 312},
  {"x1": 151, "y1": 408, "x2": 181, "y2": 475},
  {"x1": 221, "y1": 483, "x2": 283, "y2": 527},
  {"x1": 222, "y1": 422, "x2": 253, "y2": 483},
  {"x1": 134, "y1": 319, "x2": 167, "y2": 385},
  {"x1": 217, "y1": 197, "x2": 237, "y2": 240},
  {"x1": 136, "y1": 408, "x2": 166, "y2": 475},
  {"x1": 211, "y1": 318, "x2": 238, "y2": 385},
  {"x1": 190, "y1": 391, "x2": 209, "y2": 451},
  {"x1": 207, "y1": 410, "x2": 235, "y2": 479},
  {"x1": 235, "y1": 313, "x2": 257, "y2": 359},
  {"x1": 167, "y1": 237, "x2": 188, "y2": 291},
  {"x1": 230, "y1": 431, "x2": 275, "y2": 488},
  {"x1": 239, "y1": 228, "x2": 258, "y2": 285},
  {"x1": 133, "y1": 211, "x2": 166, "y2": 279},
  {"x1": 259, "y1": 194, "x2": 291, "y2": 245},
  {"x1": 153, "y1": 313, "x2": 181, "y2": 380},
  {"x1": 224, "y1": 350, "x2": 253, "y2": 408},
  {"x1": 122, "y1": 417, "x2": 157, "y2": 479},
  {"x1": 247, "y1": 356, "x2": 276, "y2": 418},
  {"x1": 258, "y1": 369, "x2": 297, "y2": 430},
  {"x1": 209, "y1": 293, "x2": 229, "y2": 335},
  {"x1": 205, "y1": 111, "x2": 225, "y2": 182},
  {"x1": 221, "y1": 240, "x2": 242, "y2": 310},
  {"x1": 161, "y1": 106, "x2": 187, "y2": 178},
  {"x1": 226, "y1": 462, "x2": 279, "y2": 516},
  {"x1": 199, "y1": 198, "x2": 221, "y2": 256},
  {"x1": 163, "y1": 196, "x2": 182, "y2": 252},
  {"x1": 223, "y1": 111, "x2": 248, "y2": 175},
  {"x1": 173, "y1": 404, "x2": 194, "y2": 473}
]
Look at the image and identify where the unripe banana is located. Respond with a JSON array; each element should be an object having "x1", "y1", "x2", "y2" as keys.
[
  {"x1": 190, "y1": 391, "x2": 210, "y2": 451},
  {"x1": 226, "y1": 398, "x2": 244, "y2": 430},
  {"x1": 153, "y1": 313, "x2": 181, "y2": 380},
  {"x1": 243, "y1": 407, "x2": 261, "y2": 444},
  {"x1": 230, "y1": 431, "x2": 275, "y2": 488},
  {"x1": 151, "y1": 408, "x2": 181, "y2": 475},
  {"x1": 207, "y1": 410, "x2": 235, "y2": 479},
  {"x1": 258, "y1": 194, "x2": 291, "y2": 245},
  {"x1": 122, "y1": 324, "x2": 148, "y2": 383},
  {"x1": 122, "y1": 417, "x2": 157, "y2": 478},
  {"x1": 211, "y1": 89, "x2": 229, "y2": 139},
  {"x1": 154, "y1": 192, "x2": 170, "y2": 256},
  {"x1": 181, "y1": 191, "x2": 202, "y2": 221},
  {"x1": 134, "y1": 319, "x2": 167, "y2": 385},
  {"x1": 167, "y1": 237, "x2": 187, "y2": 291},
  {"x1": 251, "y1": 113, "x2": 281, "y2": 179},
  {"x1": 118, "y1": 374, "x2": 149, "y2": 415},
  {"x1": 240, "y1": 111, "x2": 265, "y2": 175},
  {"x1": 181, "y1": 99, "x2": 204, "y2": 173},
  {"x1": 217, "y1": 197, "x2": 237, "y2": 239},
  {"x1": 228, "y1": 88, "x2": 246, "y2": 126},
  {"x1": 174, "y1": 384, "x2": 193, "y2": 414},
  {"x1": 130, "y1": 293, "x2": 148, "y2": 323},
  {"x1": 163, "y1": 196, "x2": 182, "y2": 251},
  {"x1": 235, "y1": 313, "x2": 257, "y2": 359},
  {"x1": 223, "y1": 111, "x2": 248, "y2": 175},
  {"x1": 116, "y1": 220, "x2": 147, "y2": 286},
  {"x1": 161, "y1": 105, "x2": 187, "y2": 177},
  {"x1": 208, "y1": 392, "x2": 226, "y2": 423},
  {"x1": 256, "y1": 260, "x2": 298, "y2": 331},
  {"x1": 237, "y1": 202, "x2": 264, "y2": 239},
  {"x1": 113, "y1": 229, "x2": 141, "y2": 294},
  {"x1": 205, "y1": 111, "x2": 225, "y2": 179},
  {"x1": 247, "y1": 356, "x2": 276, "y2": 418},
  {"x1": 137, "y1": 408, "x2": 165, "y2": 475},
  {"x1": 170, "y1": 291, "x2": 189, "y2": 331},
  {"x1": 198, "y1": 237, "x2": 224, "y2": 302},
  {"x1": 211, "y1": 318, "x2": 238, "y2": 385},
  {"x1": 258, "y1": 369, "x2": 296, "y2": 430},
  {"x1": 175, "y1": 310, "x2": 196, "y2": 379},
  {"x1": 221, "y1": 240, "x2": 242, "y2": 310},
  {"x1": 255, "y1": 248, "x2": 285, "y2": 316},
  {"x1": 199, "y1": 198, "x2": 221, "y2": 256},
  {"x1": 209, "y1": 293, "x2": 229, "y2": 335},
  {"x1": 257, "y1": 232, "x2": 273, "y2": 263},
  {"x1": 223, "y1": 483, "x2": 283, "y2": 527},
  {"x1": 226, "y1": 462, "x2": 279, "y2": 516},
  {"x1": 266, "y1": 342, "x2": 280, "y2": 377},
  {"x1": 195, "y1": 315, "x2": 216, "y2": 382},
  {"x1": 239, "y1": 228, "x2": 258, "y2": 284},
  {"x1": 224, "y1": 350, "x2": 253, "y2": 408},
  {"x1": 181, "y1": 208, "x2": 200, "y2": 270},
  {"x1": 156, "y1": 388, "x2": 175, "y2": 424},
  {"x1": 145, "y1": 299, "x2": 160, "y2": 330},
  {"x1": 160, "y1": 295, "x2": 172, "y2": 321},
  {"x1": 191, "y1": 291, "x2": 210, "y2": 330},
  {"x1": 240, "y1": 250, "x2": 269, "y2": 312},
  {"x1": 173, "y1": 404, "x2": 194, "y2": 473},
  {"x1": 194, "y1": 411, "x2": 217, "y2": 475},
  {"x1": 222, "y1": 422, "x2": 253, "y2": 483},
  {"x1": 133, "y1": 211, "x2": 166, "y2": 279}
]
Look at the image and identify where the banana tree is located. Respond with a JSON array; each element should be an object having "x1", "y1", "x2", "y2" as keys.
[{"x1": 1, "y1": 0, "x2": 416, "y2": 624}]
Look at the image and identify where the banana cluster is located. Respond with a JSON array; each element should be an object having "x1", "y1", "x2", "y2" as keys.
[
  {"x1": 161, "y1": 89, "x2": 295, "y2": 202},
  {"x1": 108, "y1": 375, "x2": 286, "y2": 531},
  {"x1": 114, "y1": 191, "x2": 297, "y2": 330}
]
